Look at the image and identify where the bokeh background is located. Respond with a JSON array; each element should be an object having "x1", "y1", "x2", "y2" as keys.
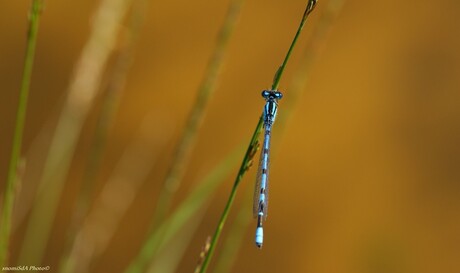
[{"x1": 1, "y1": 0, "x2": 460, "y2": 272}]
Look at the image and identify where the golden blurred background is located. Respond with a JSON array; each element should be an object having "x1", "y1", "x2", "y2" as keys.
[{"x1": 1, "y1": 0, "x2": 460, "y2": 272}]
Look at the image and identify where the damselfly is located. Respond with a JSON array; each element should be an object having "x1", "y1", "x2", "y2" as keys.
[{"x1": 253, "y1": 89, "x2": 283, "y2": 248}]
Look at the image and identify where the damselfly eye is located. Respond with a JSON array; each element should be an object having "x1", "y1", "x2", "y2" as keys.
[
  {"x1": 261, "y1": 90, "x2": 271, "y2": 98},
  {"x1": 274, "y1": 92, "x2": 283, "y2": 100}
]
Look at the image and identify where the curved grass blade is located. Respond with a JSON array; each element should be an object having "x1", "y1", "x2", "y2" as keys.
[
  {"x1": 147, "y1": 211, "x2": 206, "y2": 273},
  {"x1": 124, "y1": 147, "x2": 243, "y2": 273},
  {"x1": 213, "y1": 1, "x2": 347, "y2": 271},
  {"x1": 59, "y1": 0, "x2": 150, "y2": 270},
  {"x1": 152, "y1": 0, "x2": 246, "y2": 227},
  {"x1": 17, "y1": 0, "x2": 134, "y2": 266},
  {"x1": 0, "y1": 0, "x2": 44, "y2": 267},
  {"x1": 197, "y1": 1, "x2": 319, "y2": 272},
  {"x1": 126, "y1": 0, "x2": 246, "y2": 271}
]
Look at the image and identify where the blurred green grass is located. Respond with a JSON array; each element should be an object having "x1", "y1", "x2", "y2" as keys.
[
  {"x1": 2, "y1": 1, "x2": 460, "y2": 273},
  {"x1": 1, "y1": 0, "x2": 44, "y2": 267}
]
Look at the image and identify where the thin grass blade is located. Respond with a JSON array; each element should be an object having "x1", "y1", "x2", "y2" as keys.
[
  {"x1": 198, "y1": 1, "x2": 319, "y2": 272},
  {"x1": 124, "y1": 147, "x2": 242, "y2": 273},
  {"x1": 59, "y1": 0, "x2": 150, "y2": 269},
  {"x1": 213, "y1": 1, "x2": 348, "y2": 271},
  {"x1": 152, "y1": 0, "x2": 246, "y2": 227},
  {"x1": 17, "y1": 0, "x2": 134, "y2": 266},
  {"x1": 0, "y1": 0, "x2": 44, "y2": 267}
]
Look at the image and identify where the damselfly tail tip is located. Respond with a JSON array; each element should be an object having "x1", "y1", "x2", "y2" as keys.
[{"x1": 255, "y1": 227, "x2": 264, "y2": 249}]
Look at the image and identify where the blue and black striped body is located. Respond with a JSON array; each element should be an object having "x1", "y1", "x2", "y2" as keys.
[{"x1": 254, "y1": 90, "x2": 282, "y2": 248}]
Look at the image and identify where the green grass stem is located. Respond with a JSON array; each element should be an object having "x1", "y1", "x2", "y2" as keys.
[
  {"x1": 153, "y1": 0, "x2": 246, "y2": 225},
  {"x1": 124, "y1": 147, "x2": 242, "y2": 273},
  {"x1": 62, "y1": 116, "x2": 165, "y2": 273},
  {"x1": 271, "y1": 0, "x2": 317, "y2": 91},
  {"x1": 279, "y1": 0, "x2": 345, "y2": 129},
  {"x1": 196, "y1": 116, "x2": 261, "y2": 273},
  {"x1": 213, "y1": 187, "x2": 252, "y2": 273},
  {"x1": 125, "y1": 0, "x2": 245, "y2": 270},
  {"x1": 213, "y1": 1, "x2": 347, "y2": 271},
  {"x1": 197, "y1": 1, "x2": 318, "y2": 272},
  {"x1": 146, "y1": 211, "x2": 205, "y2": 273},
  {"x1": 0, "y1": 0, "x2": 44, "y2": 267}
]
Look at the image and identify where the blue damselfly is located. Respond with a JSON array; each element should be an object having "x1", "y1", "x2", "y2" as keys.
[{"x1": 253, "y1": 89, "x2": 283, "y2": 248}]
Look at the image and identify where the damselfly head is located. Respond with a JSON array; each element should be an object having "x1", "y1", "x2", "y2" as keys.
[{"x1": 261, "y1": 90, "x2": 283, "y2": 100}]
